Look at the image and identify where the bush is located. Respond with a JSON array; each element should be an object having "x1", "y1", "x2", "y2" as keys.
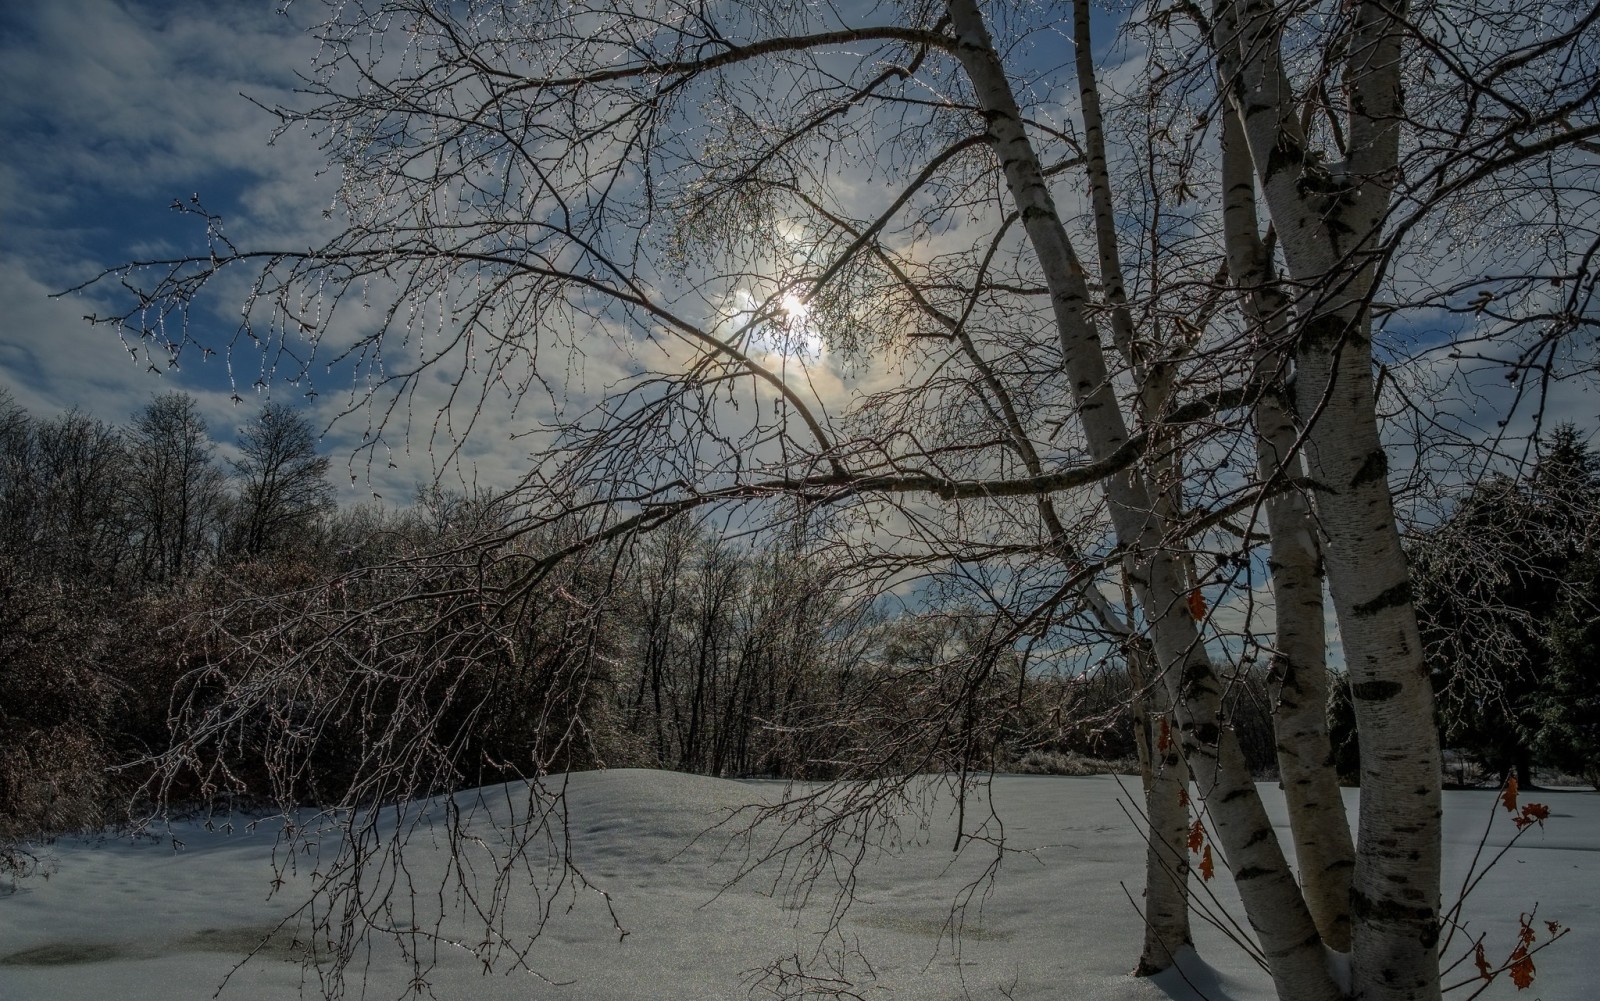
[
  {"x1": 0, "y1": 559, "x2": 121, "y2": 855},
  {"x1": 1008, "y1": 749, "x2": 1138, "y2": 776}
]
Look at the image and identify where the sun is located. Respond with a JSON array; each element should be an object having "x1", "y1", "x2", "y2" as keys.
[
  {"x1": 779, "y1": 293, "x2": 809, "y2": 324},
  {"x1": 723, "y1": 287, "x2": 821, "y2": 358},
  {"x1": 770, "y1": 292, "x2": 822, "y2": 358}
]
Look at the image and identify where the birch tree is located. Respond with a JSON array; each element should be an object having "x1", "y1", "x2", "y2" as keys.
[
  {"x1": 1201, "y1": 1, "x2": 1598, "y2": 994},
  {"x1": 75, "y1": 1, "x2": 1599, "y2": 998}
]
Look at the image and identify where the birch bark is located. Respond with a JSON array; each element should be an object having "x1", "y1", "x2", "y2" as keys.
[
  {"x1": 1210, "y1": 1, "x2": 1443, "y2": 996},
  {"x1": 1220, "y1": 113, "x2": 1356, "y2": 953},
  {"x1": 949, "y1": 2, "x2": 1337, "y2": 996},
  {"x1": 1124, "y1": 634, "x2": 1194, "y2": 972},
  {"x1": 1070, "y1": 0, "x2": 1191, "y2": 969}
]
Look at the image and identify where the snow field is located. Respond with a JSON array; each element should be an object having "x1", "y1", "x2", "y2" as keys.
[{"x1": 1, "y1": 772, "x2": 1593, "y2": 1000}]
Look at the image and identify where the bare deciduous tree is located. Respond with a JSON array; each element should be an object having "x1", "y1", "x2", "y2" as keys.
[
  {"x1": 31, "y1": 409, "x2": 129, "y2": 585},
  {"x1": 73, "y1": 1, "x2": 1600, "y2": 998},
  {"x1": 127, "y1": 392, "x2": 225, "y2": 585},
  {"x1": 223, "y1": 402, "x2": 334, "y2": 561}
]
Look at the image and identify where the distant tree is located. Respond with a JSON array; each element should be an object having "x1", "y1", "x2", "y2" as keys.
[
  {"x1": 1412, "y1": 476, "x2": 1537, "y2": 783},
  {"x1": 1413, "y1": 426, "x2": 1600, "y2": 785},
  {"x1": 1, "y1": 398, "x2": 128, "y2": 850},
  {"x1": 32, "y1": 409, "x2": 130, "y2": 585},
  {"x1": 223, "y1": 403, "x2": 334, "y2": 560},
  {"x1": 619, "y1": 520, "x2": 880, "y2": 777},
  {"x1": 1534, "y1": 558, "x2": 1600, "y2": 788},
  {"x1": 1326, "y1": 677, "x2": 1362, "y2": 785},
  {"x1": 1525, "y1": 429, "x2": 1600, "y2": 787},
  {"x1": 126, "y1": 393, "x2": 225, "y2": 585},
  {"x1": 1528, "y1": 426, "x2": 1600, "y2": 560},
  {"x1": 0, "y1": 388, "x2": 37, "y2": 558},
  {"x1": 0, "y1": 556, "x2": 119, "y2": 851}
]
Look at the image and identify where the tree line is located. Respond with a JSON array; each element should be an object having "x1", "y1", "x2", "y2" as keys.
[
  {"x1": 8, "y1": 382, "x2": 1593, "y2": 851},
  {"x1": 2, "y1": 387, "x2": 1154, "y2": 870},
  {"x1": 1, "y1": 389, "x2": 331, "y2": 853},
  {"x1": 0, "y1": 389, "x2": 334, "y2": 586}
]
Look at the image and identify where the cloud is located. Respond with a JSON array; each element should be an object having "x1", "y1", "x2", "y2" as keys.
[
  {"x1": 0, "y1": 1, "x2": 506, "y2": 499},
  {"x1": 6, "y1": 0, "x2": 1588, "y2": 630},
  {"x1": 0, "y1": 257, "x2": 172, "y2": 419},
  {"x1": 1, "y1": 1, "x2": 313, "y2": 194}
]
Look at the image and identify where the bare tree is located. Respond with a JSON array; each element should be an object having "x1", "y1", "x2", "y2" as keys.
[
  {"x1": 73, "y1": 1, "x2": 1600, "y2": 998},
  {"x1": 0, "y1": 387, "x2": 36, "y2": 559},
  {"x1": 0, "y1": 393, "x2": 125, "y2": 862},
  {"x1": 223, "y1": 402, "x2": 334, "y2": 561},
  {"x1": 126, "y1": 392, "x2": 225, "y2": 585},
  {"x1": 31, "y1": 409, "x2": 130, "y2": 585},
  {"x1": 621, "y1": 520, "x2": 878, "y2": 777}
]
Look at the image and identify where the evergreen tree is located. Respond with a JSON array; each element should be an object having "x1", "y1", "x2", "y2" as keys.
[
  {"x1": 1534, "y1": 566, "x2": 1600, "y2": 788},
  {"x1": 1412, "y1": 425, "x2": 1600, "y2": 785}
]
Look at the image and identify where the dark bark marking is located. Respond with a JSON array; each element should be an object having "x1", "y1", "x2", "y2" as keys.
[
  {"x1": 1350, "y1": 889, "x2": 1440, "y2": 947},
  {"x1": 1300, "y1": 314, "x2": 1346, "y2": 349},
  {"x1": 1264, "y1": 134, "x2": 1305, "y2": 183},
  {"x1": 1351, "y1": 679, "x2": 1402, "y2": 701},
  {"x1": 1350, "y1": 448, "x2": 1388, "y2": 488},
  {"x1": 1352, "y1": 581, "x2": 1411, "y2": 617}
]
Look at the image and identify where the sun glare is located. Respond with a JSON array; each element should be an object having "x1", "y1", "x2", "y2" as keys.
[
  {"x1": 728, "y1": 287, "x2": 821, "y2": 358},
  {"x1": 772, "y1": 292, "x2": 821, "y2": 358},
  {"x1": 780, "y1": 293, "x2": 809, "y2": 324}
]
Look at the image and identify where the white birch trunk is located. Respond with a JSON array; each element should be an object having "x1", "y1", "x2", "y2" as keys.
[
  {"x1": 1125, "y1": 636, "x2": 1194, "y2": 972},
  {"x1": 1070, "y1": 1, "x2": 1192, "y2": 969},
  {"x1": 1220, "y1": 114, "x2": 1356, "y2": 953},
  {"x1": 1090, "y1": 580, "x2": 1193, "y2": 970},
  {"x1": 948, "y1": 2, "x2": 1338, "y2": 996},
  {"x1": 1211, "y1": 0, "x2": 1443, "y2": 996}
]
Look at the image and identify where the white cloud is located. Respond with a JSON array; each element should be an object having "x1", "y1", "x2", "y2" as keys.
[{"x1": 0, "y1": 2, "x2": 532, "y2": 500}]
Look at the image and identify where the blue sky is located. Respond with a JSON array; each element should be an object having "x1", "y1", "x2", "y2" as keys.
[
  {"x1": 2, "y1": 1, "x2": 1593, "y2": 528},
  {"x1": 0, "y1": 1, "x2": 418, "y2": 496},
  {"x1": 0, "y1": 0, "x2": 1588, "y2": 683}
]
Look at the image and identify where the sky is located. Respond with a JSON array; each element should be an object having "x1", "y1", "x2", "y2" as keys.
[
  {"x1": 1, "y1": 0, "x2": 1594, "y2": 670},
  {"x1": 0, "y1": 0, "x2": 1164, "y2": 640},
  {"x1": 0, "y1": 0, "x2": 1151, "y2": 508},
  {"x1": 0, "y1": 0, "x2": 439, "y2": 500},
  {"x1": 4, "y1": 2, "x2": 1591, "y2": 491}
]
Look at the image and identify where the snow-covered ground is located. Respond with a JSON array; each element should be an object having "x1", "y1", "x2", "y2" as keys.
[{"x1": 1, "y1": 772, "x2": 1593, "y2": 1000}]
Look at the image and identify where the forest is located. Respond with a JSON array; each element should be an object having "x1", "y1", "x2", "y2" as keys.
[
  {"x1": 0, "y1": 388, "x2": 1146, "y2": 847},
  {"x1": 5, "y1": 387, "x2": 1596, "y2": 862}
]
